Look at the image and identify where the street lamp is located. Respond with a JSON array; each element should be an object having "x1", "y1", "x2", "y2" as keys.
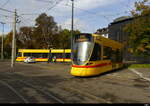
[{"x1": 0, "y1": 22, "x2": 5, "y2": 60}]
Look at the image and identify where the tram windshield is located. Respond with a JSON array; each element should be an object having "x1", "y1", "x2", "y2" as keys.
[{"x1": 72, "y1": 34, "x2": 94, "y2": 65}]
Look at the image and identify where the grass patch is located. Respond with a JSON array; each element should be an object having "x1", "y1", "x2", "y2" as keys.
[{"x1": 128, "y1": 64, "x2": 150, "y2": 68}]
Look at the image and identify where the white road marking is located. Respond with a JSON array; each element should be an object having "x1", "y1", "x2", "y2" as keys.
[{"x1": 130, "y1": 69, "x2": 150, "y2": 82}]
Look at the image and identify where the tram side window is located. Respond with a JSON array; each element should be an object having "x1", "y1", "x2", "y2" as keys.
[
  {"x1": 110, "y1": 49, "x2": 123, "y2": 62},
  {"x1": 103, "y1": 47, "x2": 123, "y2": 62},
  {"x1": 65, "y1": 53, "x2": 71, "y2": 59},
  {"x1": 110, "y1": 50, "x2": 117, "y2": 62},
  {"x1": 42, "y1": 53, "x2": 48, "y2": 58},
  {"x1": 116, "y1": 49, "x2": 123, "y2": 62},
  {"x1": 52, "y1": 53, "x2": 63, "y2": 58},
  {"x1": 90, "y1": 43, "x2": 101, "y2": 61},
  {"x1": 32, "y1": 53, "x2": 43, "y2": 58},
  {"x1": 24, "y1": 53, "x2": 32, "y2": 57},
  {"x1": 103, "y1": 47, "x2": 111, "y2": 60},
  {"x1": 62, "y1": 53, "x2": 65, "y2": 59},
  {"x1": 17, "y1": 52, "x2": 22, "y2": 57}
]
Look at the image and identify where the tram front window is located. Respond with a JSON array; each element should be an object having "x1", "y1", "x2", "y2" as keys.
[
  {"x1": 72, "y1": 33, "x2": 94, "y2": 65},
  {"x1": 72, "y1": 42, "x2": 94, "y2": 65}
]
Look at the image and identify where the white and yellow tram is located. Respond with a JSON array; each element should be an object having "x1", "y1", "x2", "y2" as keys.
[{"x1": 70, "y1": 33, "x2": 124, "y2": 77}]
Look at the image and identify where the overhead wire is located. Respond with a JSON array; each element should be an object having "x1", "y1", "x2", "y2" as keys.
[
  {"x1": 20, "y1": 13, "x2": 40, "y2": 16},
  {"x1": 19, "y1": 16, "x2": 35, "y2": 23},
  {"x1": 36, "y1": 0, "x2": 112, "y2": 28},
  {"x1": 64, "y1": 3, "x2": 111, "y2": 21},
  {"x1": 0, "y1": 14, "x2": 12, "y2": 18},
  {"x1": 0, "y1": 0, "x2": 44, "y2": 33},
  {"x1": 17, "y1": 0, "x2": 64, "y2": 19},
  {"x1": 45, "y1": 0, "x2": 64, "y2": 12},
  {"x1": 64, "y1": 1, "x2": 131, "y2": 22},
  {"x1": 1, "y1": 0, "x2": 10, "y2": 7},
  {"x1": 0, "y1": 0, "x2": 135, "y2": 33},
  {"x1": 0, "y1": 7, "x2": 14, "y2": 13},
  {"x1": 19, "y1": 0, "x2": 111, "y2": 26},
  {"x1": 35, "y1": 0, "x2": 53, "y2": 3},
  {"x1": 34, "y1": 0, "x2": 64, "y2": 13},
  {"x1": 16, "y1": 0, "x2": 66, "y2": 29},
  {"x1": 62, "y1": 1, "x2": 135, "y2": 32},
  {"x1": 35, "y1": 0, "x2": 131, "y2": 32}
]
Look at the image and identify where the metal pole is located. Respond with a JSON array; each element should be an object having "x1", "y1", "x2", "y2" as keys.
[
  {"x1": 71, "y1": 0, "x2": 74, "y2": 34},
  {"x1": 0, "y1": 22, "x2": 5, "y2": 60},
  {"x1": 71, "y1": 0, "x2": 74, "y2": 59},
  {"x1": 11, "y1": 9, "x2": 16, "y2": 68}
]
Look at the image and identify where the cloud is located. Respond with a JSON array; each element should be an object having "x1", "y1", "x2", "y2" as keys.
[
  {"x1": 0, "y1": 0, "x2": 120, "y2": 24},
  {"x1": 0, "y1": 0, "x2": 143, "y2": 34},
  {"x1": 59, "y1": 18, "x2": 92, "y2": 33},
  {"x1": 74, "y1": 0, "x2": 118, "y2": 10},
  {"x1": 48, "y1": 0, "x2": 119, "y2": 16}
]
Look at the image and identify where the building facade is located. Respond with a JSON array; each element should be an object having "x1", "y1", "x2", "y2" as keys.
[{"x1": 108, "y1": 17, "x2": 150, "y2": 63}]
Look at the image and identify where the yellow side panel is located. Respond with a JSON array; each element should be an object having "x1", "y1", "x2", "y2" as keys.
[
  {"x1": 51, "y1": 49, "x2": 64, "y2": 53},
  {"x1": 56, "y1": 59, "x2": 64, "y2": 62},
  {"x1": 16, "y1": 57, "x2": 25, "y2": 62},
  {"x1": 64, "y1": 59, "x2": 71, "y2": 62},
  {"x1": 65, "y1": 49, "x2": 71, "y2": 53},
  {"x1": 71, "y1": 65, "x2": 112, "y2": 77},
  {"x1": 18, "y1": 49, "x2": 71, "y2": 53},
  {"x1": 71, "y1": 60, "x2": 112, "y2": 77},
  {"x1": 21, "y1": 49, "x2": 49, "y2": 53},
  {"x1": 35, "y1": 59, "x2": 48, "y2": 62},
  {"x1": 115, "y1": 63, "x2": 123, "y2": 69}
]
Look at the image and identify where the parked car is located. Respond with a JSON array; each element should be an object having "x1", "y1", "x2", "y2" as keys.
[{"x1": 24, "y1": 57, "x2": 36, "y2": 63}]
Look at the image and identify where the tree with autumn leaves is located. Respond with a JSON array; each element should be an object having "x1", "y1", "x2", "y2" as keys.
[
  {"x1": 124, "y1": 0, "x2": 150, "y2": 57},
  {"x1": 17, "y1": 13, "x2": 80, "y2": 49},
  {"x1": 0, "y1": 13, "x2": 80, "y2": 58}
]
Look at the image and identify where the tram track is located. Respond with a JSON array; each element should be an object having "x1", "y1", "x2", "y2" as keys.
[
  {"x1": 2, "y1": 70, "x2": 149, "y2": 103},
  {"x1": 25, "y1": 81, "x2": 111, "y2": 103},
  {"x1": 2, "y1": 78, "x2": 110, "y2": 103},
  {"x1": 63, "y1": 76, "x2": 150, "y2": 103},
  {"x1": 1, "y1": 61, "x2": 150, "y2": 103},
  {"x1": 0, "y1": 73, "x2": 65, "y2": 103},
  {"x1": 60, "y1": 86, "x2": 111, "y2": 103},
  {"x1": 67, "y1": 75, "x2": 150, "y2": 90},
  {"x1": 18, "y1": 80, "x2": 65, "y2": 103},
  {"x1": 0, "y1": 72, "x2": 111, "y2": 103},
  {"x1": 1, "y1": 79, "x2": 65, "y2": 103},
  {"x1": 0, "y1": 80, "x2": 29, "y2": 103}
]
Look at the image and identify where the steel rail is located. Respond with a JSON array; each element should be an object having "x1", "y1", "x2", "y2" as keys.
[
  {"x1": 18, "y1": 80, "x2": 65, "y2": 104},
  {"x1": 2, "y1": 72, "x2": 110, "y2": 103},
  {"x1": 0, "y1": 80, "x2": 29, "y2": 103}
]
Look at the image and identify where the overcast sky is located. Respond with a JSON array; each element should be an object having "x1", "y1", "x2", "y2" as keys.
[{"x1": 0, "y1": 0, "x2": 143, "y2": 34}]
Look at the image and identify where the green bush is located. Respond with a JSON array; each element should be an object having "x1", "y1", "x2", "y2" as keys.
[{"x1": 128, "y1": 64, "x2": 150, "y2": 68}]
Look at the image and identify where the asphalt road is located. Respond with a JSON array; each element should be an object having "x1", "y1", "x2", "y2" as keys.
[{"x1": 0, "y1": 62, "x2": 150, "y2": 103}]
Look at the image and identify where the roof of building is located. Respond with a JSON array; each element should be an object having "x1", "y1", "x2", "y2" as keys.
[{"x1": 110, "y1": 16, "x2": 133, "y2": 25}]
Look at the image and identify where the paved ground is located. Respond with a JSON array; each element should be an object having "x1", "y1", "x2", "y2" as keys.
[{"x1": 0, "y1": 62, "x2": 150, "y2": 103}]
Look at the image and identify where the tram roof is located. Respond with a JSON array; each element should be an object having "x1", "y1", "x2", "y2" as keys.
[
  {"x1": 18, "y1": 49, "x2": 71, "y2": 53},
  {"x1": 93, "y1": 34, "x2": 123, "y2": 49}
]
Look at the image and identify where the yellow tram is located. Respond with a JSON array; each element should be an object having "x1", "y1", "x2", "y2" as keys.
[
  {"x1": 16, "y1": 49, "x2": 71, "y2": 62},
  {"x1": 70, "y1": 33, "x2": 124, "y2": 77}
]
